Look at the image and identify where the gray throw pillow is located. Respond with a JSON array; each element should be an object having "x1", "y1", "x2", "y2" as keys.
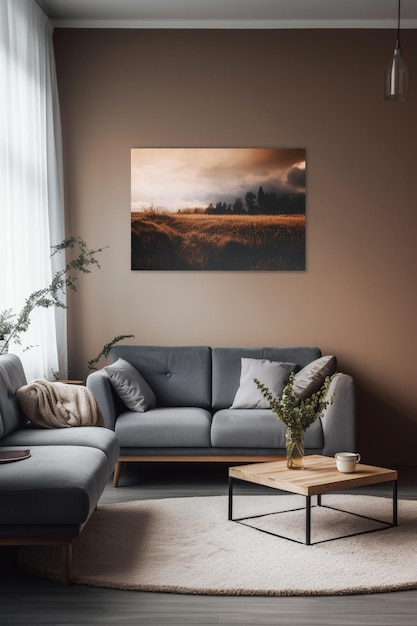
[
  {"x1": 230, "y1": 358, "x2": 295, "y2": 409},
  {"x1": 105, "y1": 358, "x2": 156, "y2": 412},
  {"x1": 292, "y1": 355, "x2": 337, "y2": 399}
]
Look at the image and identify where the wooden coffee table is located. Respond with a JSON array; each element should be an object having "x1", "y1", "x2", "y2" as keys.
[{"x1": 228, "y1": 455, "x2": 398, "y2": 545}]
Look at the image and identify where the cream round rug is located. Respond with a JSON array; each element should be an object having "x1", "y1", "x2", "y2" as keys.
[{"x1": 18, "y1": 494, "x2": 417, "y2": 596}]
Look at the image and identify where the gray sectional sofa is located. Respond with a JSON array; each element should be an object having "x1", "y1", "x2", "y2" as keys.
[
  {"x1": 87, "y1": 345, "x2": 356, "y2": 486},
  {"x1": 0, "y1": 354, "x2": 119, "y2": 584}
]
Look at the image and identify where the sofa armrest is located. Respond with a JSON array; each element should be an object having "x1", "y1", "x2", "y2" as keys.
[
  {"x1": 86, "y1": 370, "x2": 119, "y2": 430},
  {"x1": 321, "y1": 373, "x2": 356, "y2": 457}
]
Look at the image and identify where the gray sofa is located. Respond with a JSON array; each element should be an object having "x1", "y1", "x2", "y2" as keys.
[
  {"x1": 87, "y1": 345, "x2": 356, "y2": 487},
  {"x1": 0, "y1": 354, "x2": 119, "y2": 584}
]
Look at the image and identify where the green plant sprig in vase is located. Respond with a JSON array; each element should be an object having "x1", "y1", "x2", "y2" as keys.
[{"x1": 254, "y1": 372, "x2": 335, "y2": 469}]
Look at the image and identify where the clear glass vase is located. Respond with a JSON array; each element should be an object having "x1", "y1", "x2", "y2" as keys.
[{"x1": 286, "y1": 429, "x2": 305, "y2": 470}]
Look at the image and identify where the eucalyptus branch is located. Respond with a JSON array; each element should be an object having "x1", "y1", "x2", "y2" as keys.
[
  {"x1": 0, "y1": 309, "x2": 15, "y2": 342},
  {"x1": 84, "y1": 334, "x2": 135, "y2": 380},
  {"x1": 0, "y1": 236, "x2": 106, "y2": 355}
]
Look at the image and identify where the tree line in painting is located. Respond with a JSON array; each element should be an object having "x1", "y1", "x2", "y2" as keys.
[{"x1": 174, "y1": 186, "x2": 304, "y2": 216}]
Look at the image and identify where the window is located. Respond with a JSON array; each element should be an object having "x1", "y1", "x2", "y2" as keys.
[{"x1": 0, "y1": 0, "x2": 66, "y2": 379}]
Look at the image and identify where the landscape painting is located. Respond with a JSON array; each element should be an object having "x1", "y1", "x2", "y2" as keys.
[{"x1": 131, "y1": 148, "x2": 306, "y2": 271}]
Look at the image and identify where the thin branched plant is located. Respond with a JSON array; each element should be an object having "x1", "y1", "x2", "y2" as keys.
[{"x1": 0, "y1": 236, "x2": 106, "y2": 355}]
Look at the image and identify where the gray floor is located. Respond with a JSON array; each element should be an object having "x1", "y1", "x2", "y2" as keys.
[{"x1": 2, "y1": 462, "x2": 417, "y2": 626}]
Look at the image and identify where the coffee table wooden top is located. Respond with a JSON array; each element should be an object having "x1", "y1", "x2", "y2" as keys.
[{"x1": 229, "y1": 454, "x2": 398, "y2": 497}]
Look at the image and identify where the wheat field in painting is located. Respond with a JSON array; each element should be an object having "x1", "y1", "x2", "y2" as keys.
[{"x1": 131, "y1": 212, "x2": 305, "y2": 271}]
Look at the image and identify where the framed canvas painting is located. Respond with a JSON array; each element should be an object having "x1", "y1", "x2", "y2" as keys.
[{"x1": 131, "y1": 148, "x2": 305, "y2": 271}]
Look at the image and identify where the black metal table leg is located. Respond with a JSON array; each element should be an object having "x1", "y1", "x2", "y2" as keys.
[
  {"x1": 306, "y1": 495, "x2": 311, "y2": 545},
  {"x1": 228, "y1": 476, "x2": 233, "y2": 521},
  {"x1": 228, "y1": 474, "x2": 397, "y2": 545}
]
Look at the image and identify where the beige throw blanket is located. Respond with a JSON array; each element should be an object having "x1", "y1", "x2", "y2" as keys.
[{"x1": 17, "y1": 380, "x2": 104, "y2": 428}]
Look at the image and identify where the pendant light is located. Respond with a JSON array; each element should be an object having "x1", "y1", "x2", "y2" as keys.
[{"x1": 385, "y1": 0, "x2": 409, "y2": 101}]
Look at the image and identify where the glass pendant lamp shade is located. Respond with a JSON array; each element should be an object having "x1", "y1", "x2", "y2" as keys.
[
  {"x1": 385, "y1": 41, "x2": 409, "y2": 101},
  {"x1": 385, "y1": 0, "x2": 409, "y2": 101}
]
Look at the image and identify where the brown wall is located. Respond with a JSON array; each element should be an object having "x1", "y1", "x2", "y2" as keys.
[{"x1": 53, "y1": 28, "x2": 417, "y2": 466}]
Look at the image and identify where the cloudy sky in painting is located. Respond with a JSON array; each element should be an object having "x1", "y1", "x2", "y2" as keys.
[{"x1": 131, "y1": 148, "x2": 306, "y2": 212}]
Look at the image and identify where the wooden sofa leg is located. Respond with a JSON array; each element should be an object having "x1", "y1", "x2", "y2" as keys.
[
  {"x1": 62, "y1": 542, "x2": 72, "y2": 585},
  {"x1": 113, "y1": 460, "x2": 123, "y2": 487}
]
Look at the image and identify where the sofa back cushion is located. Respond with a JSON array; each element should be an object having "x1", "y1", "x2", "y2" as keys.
[
  {"x1": 0, "y1": 354, "x2": 28, "y2": 438},
  {"x1": 211, "y1": 346, "x2": 322, "y2": 410},
  {"x1": 109, "y1": 345, "x2": 212, "y2": 408}
]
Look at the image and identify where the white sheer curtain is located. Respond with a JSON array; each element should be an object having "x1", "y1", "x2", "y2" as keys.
[{"x1": 0, "y1": 0, "x2": 67, "y2": 381}]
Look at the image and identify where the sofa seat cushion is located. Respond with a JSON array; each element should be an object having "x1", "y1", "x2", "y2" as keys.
[
  {"x1": 115, "y1": 407, "x2": 212, "y2": 448},
  {"x1": 0, "y1": 445, "x2": 109, "y2": 526},
  {"x1": 0, "y1": 426, "x2": 119, "y2": 478},
  {"x1": 211, "y1": 409, "x2": 323, "y2": 448}
]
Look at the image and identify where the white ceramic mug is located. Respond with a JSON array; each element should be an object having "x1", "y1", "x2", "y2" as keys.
[{"x1": 335, "y1": 452, "x2": 361, "y2": 473}]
